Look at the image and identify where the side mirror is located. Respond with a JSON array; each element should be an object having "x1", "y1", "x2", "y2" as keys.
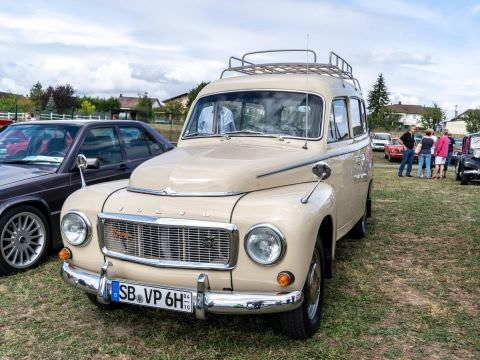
[
  {"x1": 312, "y1": 161, "x2": 331, "y2": 181},
  {"x1": 76, "y1": 154, "x2": 99, "y2": 188},
  {"x1": 301, "y1": 161, "x2": 332, "y2": 204}
]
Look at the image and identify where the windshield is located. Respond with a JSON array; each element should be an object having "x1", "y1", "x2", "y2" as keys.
[
  {"x1": 471, "y1": 136, "x2": 480, "y2": 149},
  {"x1": 374, "y1": 134, "x2": 390, "y2": 140},
  {"x1": 184, "y1": 91, "x2": 323, "y2": 139},
  {"x1": 0, "y1": 124, "x2": 79, "y2": 167},
  {"x1": 391, "y1": 139, "x2": 400, "y2": 145}
]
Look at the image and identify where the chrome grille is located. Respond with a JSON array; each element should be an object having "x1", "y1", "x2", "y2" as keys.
[{"x1": 98, "y1": 213, "x2": 238, "y2": 269}]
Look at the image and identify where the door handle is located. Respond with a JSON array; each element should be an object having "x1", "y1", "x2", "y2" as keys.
[{"x1": 119, "y1": 163, "x2": 128, "y2": 170}]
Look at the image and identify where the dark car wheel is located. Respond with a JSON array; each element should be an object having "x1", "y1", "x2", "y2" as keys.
[
  {"x1": 460, "y1": 169, "x2": 469, "y2": 185},
  {"x1": 280, "y1": 239, "x2": 325, "y2": 339},
  {"x1": 455, "y1": 163, "x2": 461, "y2": 181},
  {"x1": 0, "y1": 205, "x2": 50, "y2": 275}
]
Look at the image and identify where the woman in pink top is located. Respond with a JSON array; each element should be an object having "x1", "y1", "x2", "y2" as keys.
[{"x1": 433, "y1": 129, "x2": 449, "y2": 179}]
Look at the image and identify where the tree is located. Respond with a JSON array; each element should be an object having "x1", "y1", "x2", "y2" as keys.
[
  {"x1": 367, "y1": 74, "x2": 395, "y2": 130},
  {"x1": 0, "y1": 95, "x2": 34, "y2": 113},
  {"x1": 43, "y1": 95, "x2": 57, "y2": 115},
  {"x1": 187, "y1": 82, "x2": 209, "y2": 109},
  {"x1": 421, "y1": 103, "x2": 445, "y2": 129},
  {"x1": 41, "y1": 84, "x2": 75, "y2": 113},
  {"x1": 78, "y1": 99, "x2": 96, "y2": 116},
  {"x1": 134, "y1": 92, "x2": 153, "y2": 120},
  {"x1": 464, "y1": 109, "x2": 480, "y2": 133},
  {"x1": 29, "y1": 82, "x2": 44, "y2": 111}
]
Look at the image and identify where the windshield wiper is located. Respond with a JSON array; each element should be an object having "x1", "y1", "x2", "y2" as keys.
[{"x1": 225, "y1": 130, "x2": 265, "y2": 135}]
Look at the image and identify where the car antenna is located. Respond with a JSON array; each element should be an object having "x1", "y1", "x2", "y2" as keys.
[{"x1": 303, "y1": 34, "x2": 310, "y2": 150}]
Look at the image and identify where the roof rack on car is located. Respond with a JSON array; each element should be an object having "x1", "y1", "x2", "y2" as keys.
[{"x1": 220, "y1": 49, "x2": 361, "y2": 92}]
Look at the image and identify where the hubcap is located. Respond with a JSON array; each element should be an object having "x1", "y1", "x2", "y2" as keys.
[
  {"x1": 307, "y1": 249, "x2": 321, "y2": 320},
  {"x1": 1, "y1": 212, "x2": 46, "y2": 269}
]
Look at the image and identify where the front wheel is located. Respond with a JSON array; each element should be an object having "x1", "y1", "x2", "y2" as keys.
[
  {"x1": 0, "y1": 205, "x2": 50, "y2": 275},
  {"x1": 280, "y1": 240, "x2": 325, "y2": 339},
  {"x1": 460, "y1": 169, "x2": 469, "y2": 185}
]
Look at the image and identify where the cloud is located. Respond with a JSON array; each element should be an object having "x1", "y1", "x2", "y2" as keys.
[
  {"x1": 473, "y1": 4, "x2": 480, "y2": 15},
  {"x1": 354, "y1": 0, "x2": 441, "y2": 22},
  {"x1": 370, "y1": 50, "x2": 433, "y2": 66}
]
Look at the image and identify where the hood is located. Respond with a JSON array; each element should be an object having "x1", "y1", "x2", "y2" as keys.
[
  {"x1": 0, "y1": 163, "x2": 53, "y2": 187},
  {"x1": 129, "y1": 141, "x2": 317, "y2": 194}
]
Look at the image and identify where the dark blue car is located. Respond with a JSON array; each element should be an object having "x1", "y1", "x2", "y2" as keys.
[{"x1": 0, "y1": 120, "x2": 173, "y2": 274}]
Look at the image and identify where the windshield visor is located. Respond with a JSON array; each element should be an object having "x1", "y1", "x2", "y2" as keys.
[{"x1": 184, "y1": 91, "x2": 323, "y2": 139}]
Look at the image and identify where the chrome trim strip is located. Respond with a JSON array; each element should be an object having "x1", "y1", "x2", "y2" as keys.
[
  {"x1": 97, "y1": 212, "x2": 239, "y2": 270},
  {"x1": 127, "y1": 186, "x2": 243, "y2": 197},
  {"x1": 257, "y1": 137, "x2": 371, "y2": 178},
  {"x1": 60, "y1": 262, "x2": 304, "y2": 315}
]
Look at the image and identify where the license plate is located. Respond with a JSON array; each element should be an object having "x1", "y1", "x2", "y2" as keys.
[{"x1": 111, "y1": 281, "x2": 193, "y2": 313}]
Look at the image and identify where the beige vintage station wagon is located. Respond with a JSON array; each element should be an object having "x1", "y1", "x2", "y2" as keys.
[{"x1": 60, "y1": 50, "x2": 373, "y2": 339}]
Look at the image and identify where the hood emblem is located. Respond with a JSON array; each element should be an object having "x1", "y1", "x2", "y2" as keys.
[
  {"x1": 158, "y1": 186, "x2": 177, "y2": 195},
  {"x1": 201, "y1": 236, "x2": 217, "y2": 249}
]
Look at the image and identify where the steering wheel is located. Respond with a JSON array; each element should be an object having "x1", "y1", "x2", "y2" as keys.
[{"x1": 46, "y1": 151, "x2": 65, "y2": 157}]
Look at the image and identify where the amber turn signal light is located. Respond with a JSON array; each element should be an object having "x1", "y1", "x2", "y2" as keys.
[
  {"x1": 58, "y1": 248, "x2": 72, "y2": 261},
  {"x1": 277, "y1": 271, "x2": 294, "y2": 287}
]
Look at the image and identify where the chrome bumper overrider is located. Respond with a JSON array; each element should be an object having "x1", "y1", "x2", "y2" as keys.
[{"x1": 60, "y1": 262, "x2": 303, "y2": 318}]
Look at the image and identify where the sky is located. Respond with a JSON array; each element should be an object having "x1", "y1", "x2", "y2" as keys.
[{"x1": 0, "y1": 0, "x2": 479, "y2": 119}]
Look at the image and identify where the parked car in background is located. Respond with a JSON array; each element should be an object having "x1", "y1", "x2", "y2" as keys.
[
  {"x1": 0, "y1": 120, "x2": 173, "y2": 275},
  {"x1": 0, "y1": 119, "x2": 13, "y2": 129},
  {"x1": 383, "y1": 138, "x2": 417, "y2": 162},
  {"x1": 59, "y1": 50, "x2": 373, "y2": 339},
  {"x1": 371, "y1": 132, "x2": 391, "y2": 151},
  {"x1": 455, "y1": 133, "x2": 480, "y2": 185}
]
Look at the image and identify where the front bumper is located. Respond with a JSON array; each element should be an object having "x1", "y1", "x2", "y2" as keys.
[
  {"x1": 60, "y1": 261, "x2": 303, "y2": 318},
  {"x1": 464, "y1": 169, "x2": 480, "y2": 176}
]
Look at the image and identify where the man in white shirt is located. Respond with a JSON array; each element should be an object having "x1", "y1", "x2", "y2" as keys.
[{"x1": 197, "y1": 105, "x2": 235, "y2": 134}]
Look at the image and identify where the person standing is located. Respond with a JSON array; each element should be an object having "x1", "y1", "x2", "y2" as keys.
[
  {"x1": 398, "y1": 126, "x2": 417, "y2": 177},
  {"x1": 432, "y1": 129, "x2": 449, "y2": 179},
  {"x1": 443, "y1": 130, "x2": 455, "y2": 178},
  {"x1": 417, "y1": 129, "x2": 434, "y2": 178}
]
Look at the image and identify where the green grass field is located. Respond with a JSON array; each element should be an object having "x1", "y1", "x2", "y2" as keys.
[{"x1": 0, "y1": 157, "x2": 479, "y2": 359}]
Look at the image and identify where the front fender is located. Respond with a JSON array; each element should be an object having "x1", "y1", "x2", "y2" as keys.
[
  {"x1": 231, "y1": 182, "x2": 335, "y2": 293},
  {"x1": 61, "y1": 180, "x2": 128, "y2": 272}
]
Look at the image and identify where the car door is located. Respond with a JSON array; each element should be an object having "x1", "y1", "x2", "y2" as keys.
[
  {"x1": 72, "y1": 126, "x2": 129, "y2": 187},
  {"x1": 325, "y1": 98, "x2": 356, "y2": 236},
  {"x1": 118, "y1": 125, "x2": 165, "y2": 171},
  {"x1": 349, "y1": 97, "x2": 371, "y2": 219}
]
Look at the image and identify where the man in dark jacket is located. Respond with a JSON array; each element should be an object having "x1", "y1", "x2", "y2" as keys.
[{"x1": 398, "y1": 126, "x2": 417, "y2": 177}]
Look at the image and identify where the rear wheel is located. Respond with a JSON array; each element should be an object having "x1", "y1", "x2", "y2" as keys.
[
  {"x1": 349, "y1": 197, "x2": 368, "y2": 239},
  {"x1": 0, "y1": 205, "x2": 49, "y2": 275},
  {"x1": 280, "y1": 240, "x2": 325, "y2": 339}
]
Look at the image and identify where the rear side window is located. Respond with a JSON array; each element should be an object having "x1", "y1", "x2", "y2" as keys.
[
  {"x1": 328, "y1": 99, "x2": 350, "y2": 142},
  {"x1": 119, "y1": 126, "x2": 162, "y2": 160},
  {"x1": 350, "y1": 98, "x2": 366, "y2": 137}
]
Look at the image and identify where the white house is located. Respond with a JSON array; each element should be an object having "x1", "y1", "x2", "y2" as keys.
[
  {"x1": 442, "y1": 111, "x2": 469, "y2": 135},
  {"x1": 386, "y1": 102, "x2": 424, "y2": 127}
]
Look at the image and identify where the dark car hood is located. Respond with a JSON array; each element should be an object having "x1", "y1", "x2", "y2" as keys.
[{"x1": 0, "y1": 163, "x2": 54, "y2": 187}]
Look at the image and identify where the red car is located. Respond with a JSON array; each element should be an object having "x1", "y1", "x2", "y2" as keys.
[{"x1": 384, "y1": 138, "x2": 419, "y2": 162}]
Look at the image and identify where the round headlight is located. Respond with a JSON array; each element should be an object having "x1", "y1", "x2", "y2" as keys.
[
  {"x1": 244, "y1": 224, "x2": 286, "y2": 265},
  {"x1": 474, "y1": 149, "x2": 480, "y2": 159},
  {"x1": 61, "y1": 211, "x2": 91, "y2": 246}
]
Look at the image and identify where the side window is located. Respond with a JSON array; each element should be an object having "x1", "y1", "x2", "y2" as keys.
[
  {"x1": 78, "y1": 127, "x2": 123, "y2": 165},
  {"x1": 350, "y1": 98, "x2": 366, "y2": 137},
  {"x1": 328, "y1": 99, "x2": 350, "y2": 142},
  {"x1": 120, "y1": 126, "x2": 161, "y2": 159},
  {"x1": 361, "y1": 100, "x2": 368, "y2": 133}
]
